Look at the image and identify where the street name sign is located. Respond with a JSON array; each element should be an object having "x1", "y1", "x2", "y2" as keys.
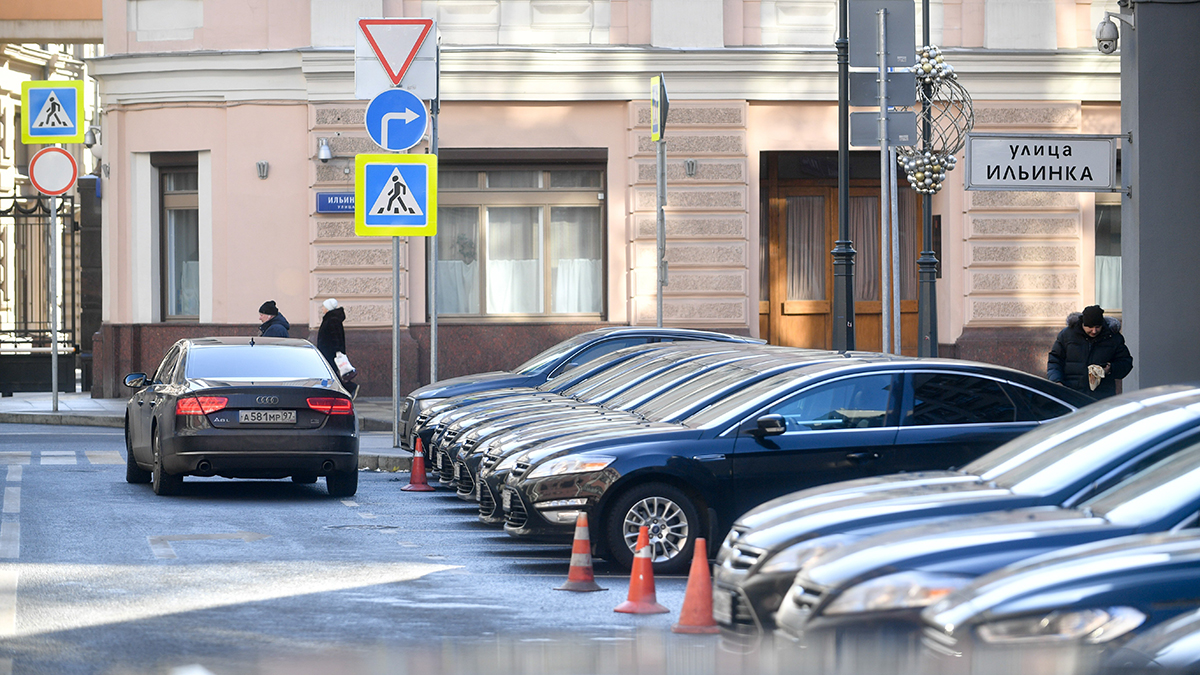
[
  {"x1": 28, "y1": 147, "x2": 78, "y2": 196},
  {"x1": 21, "y1": 80, "x2": 85, "y2": 144},
  {"x1": 355, "y1": 18, "x2": 437, "y2": 100},
  {"x1": 365, "y1": 88, "x2": 428, "y2": 152},
  {"x1": 965, "y1": 133, "x2": 1120, "y2": 192},
  {"x1": 316, "y1": 192, "x2": 355, "y2": 213},
  {"x1": 355, "y1": 154, "x2": 438, "y2": 236}
]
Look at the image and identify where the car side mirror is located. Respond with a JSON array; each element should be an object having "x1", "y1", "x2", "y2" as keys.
[
  {"x1": 755, "y1": 414, "x2": 786, "y2": 436},
  {"x1": 123, "y1": 373, "x2": 147, "y2": 389}
]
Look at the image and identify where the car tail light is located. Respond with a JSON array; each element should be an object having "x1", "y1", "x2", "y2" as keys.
[
  {"x1": 307, "y1": 397, "x2": 354, "y2": 415},
  {"x1": 176, "y1": 396, "x2": 228, "y2": 415}
]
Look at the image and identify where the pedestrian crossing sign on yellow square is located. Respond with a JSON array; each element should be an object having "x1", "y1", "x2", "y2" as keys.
[
  {"x1": 354, "y1": 153, "x2": 438, "y2": 237},
  {"x1": 21, "y1": 80, "x2": 85, "y2": 145}
]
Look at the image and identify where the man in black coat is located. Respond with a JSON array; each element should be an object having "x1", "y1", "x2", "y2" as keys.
[
  {"x1": 316, "y1": 298, "x2": 346, "y2": 372},
  {"x1": 257, "y1": 300, "x2": 290, "y2": 338},
  {"x1": 1047, "y1": 305, "x2": 1133, "y2": 399}
]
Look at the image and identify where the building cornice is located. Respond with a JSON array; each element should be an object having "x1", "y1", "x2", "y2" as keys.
[{"x1": 89, "y1": 46, "x2": 1120, "y2": 106}]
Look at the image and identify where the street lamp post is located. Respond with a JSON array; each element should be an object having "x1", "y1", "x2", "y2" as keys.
[
  {"x1": 917, "y1": 0, "x2": 938, "y2": 356},
  {"x1": 832, "y1": 0, "x2": 856, "y2": 351}
]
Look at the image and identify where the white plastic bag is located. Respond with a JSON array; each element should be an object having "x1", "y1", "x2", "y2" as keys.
[{"x1": 334, "y1": 351, "x2": 356, "y2": 381}]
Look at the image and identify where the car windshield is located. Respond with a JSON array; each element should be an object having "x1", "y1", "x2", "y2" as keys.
[
  {"x1": 982, "y1": 406, "x2": 1199, "y2": 494},
  {"x1": 185, "y1": 345, "x2": 333, "y2": 380},
  {"x1": 964, "y1": 398, "x2": 1148, "y2": 480},
  {"x1": 642, "y1": 364, "x2": 794, "y2": 423},
  {"x1": 562, "y1": 352, "x2": 677, "y2": 399},
  {"x1": 679, "y1": 369, "x2": 813, "y2": 427},
  {"x1": 535, "y1": 345, "x2": 655, "y2": 393},
  {"x1": 512, "y1": 332, "x2": 600, "y2": 375},
  {"x1": 1082, "y1": 443, "x2": 1200, "y2": 525}
]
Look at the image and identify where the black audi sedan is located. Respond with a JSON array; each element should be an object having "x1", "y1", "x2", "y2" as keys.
[
  {"x1": 400, "y1": 327, "x2": 764, "y2": 451},
  {"x1": 774, "y1": 441, "x2": 1200, "y2": 650},
  {"x1": 920, "y1": 531, "x2": 1200, "y2": 674},
  {"x1": 713, "y1": 386, "x2": 1200, "y2": 632},
  {"x1": 503, "y1": 357, "x2": 1092, "y2": 574},
  {"x1": 124, "y1": 337, "x2": 358, "y2": 497}
]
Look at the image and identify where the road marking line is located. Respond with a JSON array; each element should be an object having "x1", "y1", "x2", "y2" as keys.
[
  {"x1": 84, "y1": 451, "x2": 123, "y2": 465},
  {"x1": 341, "y1": 500, "x2": 358, "y2": 507},
  {"x1": 357, "y1": 512, "x2": 377, "y2": 519},
  {"x1": 2, "y1": 489, "x2": 18, "y2": 515},
  {"x1": 6, "y1": 467, "x2": 20, "y2": 483},
  {"x1": 147, "y1": 532, "x2": 272, "y2": 559},
  {"x1": 39, "y1": 451, "x2": 76, "y2": 465},
  {"x1": 0, "y1": 568, "x2": 16, "y2": 637},
  {"x1": 0, "y1": 523, "x2": 18, "y2": 559},
  {"x1": 0, "y1": 454, "x2": 29, "y2": 466}
]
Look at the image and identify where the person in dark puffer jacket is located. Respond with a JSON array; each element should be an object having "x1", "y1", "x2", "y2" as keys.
[
  {"x1": 1047, "y1": 304, "x2": 1133, "y2": 399},
  {"x1": 257, "y1": 300, "x2": 290, "y2": 338}
]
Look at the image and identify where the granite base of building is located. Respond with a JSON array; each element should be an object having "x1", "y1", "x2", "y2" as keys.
[{"x1": 951, "y1": 326, "x2": 1061, "y2": 379}]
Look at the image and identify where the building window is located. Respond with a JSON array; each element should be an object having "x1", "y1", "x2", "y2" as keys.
[
  {"x1": 1095, "y1": 192, "x2": 1121, "y2": 312},
  {"x1": 160, "y1": 166, "x2": 199, "y2": 321},
  {"x1": 436, "y1": 165, "x2": 605, "y2": 319}
]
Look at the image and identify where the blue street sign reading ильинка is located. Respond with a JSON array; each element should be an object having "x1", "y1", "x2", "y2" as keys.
[
  {"x1": 365, "y1": 88, "x2": 429, "y2": 152},
  {"x1": 317, "y1": 192, "x2": 355, "y2": 213},
  {"x1": 355, "y1": 154, "x2": 438, "y2": 236}
]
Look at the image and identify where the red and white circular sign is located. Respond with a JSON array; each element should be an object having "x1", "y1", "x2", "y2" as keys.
[{"x1": 29, "y1": 147, "x2": 79, "y2": 196}]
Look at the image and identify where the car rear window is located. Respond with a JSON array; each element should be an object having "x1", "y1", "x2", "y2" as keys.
[{"x1": 185, "y1": 345, "x2": 334, "y2": 379}]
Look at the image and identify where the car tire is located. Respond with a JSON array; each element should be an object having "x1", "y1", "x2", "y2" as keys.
[
  {"x1": 291, "y1": 474, "x2": 318, "y2": 484},
  {"x1": 604, "y1": 482, "x2": 700, "y2": 576},
  {"x1": 151, "y1": 427, "x2": 183, "y2": 496},
  {"x1": 124, "y1": 417, "x2": 151, "y2": 484},
  {"x1": 326, "y1": 469, "x2": 358, "y2": 497}
]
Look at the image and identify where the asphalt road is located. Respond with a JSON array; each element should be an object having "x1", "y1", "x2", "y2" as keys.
[{"x1": 0, "y1": 423, "x2": 838, "y2": 675}]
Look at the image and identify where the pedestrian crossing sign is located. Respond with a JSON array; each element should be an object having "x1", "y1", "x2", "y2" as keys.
[
  {"x1": 355, "y1": 153, "x2": 438, "y2": 237},
  {"x1": 21, "y1": 80, "x2": 85, "y2": 144}
]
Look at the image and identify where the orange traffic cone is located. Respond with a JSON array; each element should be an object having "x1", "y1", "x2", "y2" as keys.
[
  {"x1": 555, "y1": 512, "x2": 606, "y2": 592},
  {"x1": 672, "y1": 537, "x2": 720, "y2": 634},
  {"x1": 401, "y1": 437, "x2": 435, "y2": 492},
  {"x1": 614, "y1": 526, "x2": 669, "y2": 614}
]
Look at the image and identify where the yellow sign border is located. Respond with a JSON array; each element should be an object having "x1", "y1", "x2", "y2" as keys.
[
  {"x1": 354, "y1": 153, "x2": 438, "y2": 237},
  {"x1": 21, "y1": 80, "x2": 85, "y2": 145}
]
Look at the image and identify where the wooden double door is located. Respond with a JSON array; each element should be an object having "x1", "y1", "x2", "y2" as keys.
[{"x1": 761, "y1": 181, "x2": 922, "y2": 353}]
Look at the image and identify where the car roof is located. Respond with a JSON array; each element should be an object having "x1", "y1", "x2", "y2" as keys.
[
  {"x1": 182, "y1": 336, "x2": 314, "y2": 348},
  {"x1": 581, "y1": 326, "x2": 764, "y2": 343}
]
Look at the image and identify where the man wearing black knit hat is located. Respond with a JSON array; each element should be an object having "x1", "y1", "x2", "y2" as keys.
[
  {"x1": 1047, "y1": 304, "x2": 1133, "y2": 398},
  {"x1": 257, "y1": 300, "x2": 290, "y2": 338}
]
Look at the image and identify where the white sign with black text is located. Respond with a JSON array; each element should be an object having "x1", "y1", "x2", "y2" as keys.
[{"x1": 965, "y1": 133, "x2": 1121, "y2": 192}]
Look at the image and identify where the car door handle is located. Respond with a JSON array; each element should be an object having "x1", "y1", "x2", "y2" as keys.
[
  {"x1": 694, "y1": 454, "x2": 726, "y2": 462},
  {"x1": 846, "y1": 452, "x2": 880, "y2": 462}
]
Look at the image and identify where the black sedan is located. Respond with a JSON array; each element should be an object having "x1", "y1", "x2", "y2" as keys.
[
  {"x1": 1105, "y1": 607, "x2": 1200, "y2": 673},
  {"x1": 400, "y1": 326, "x2": 764, "y2": 450},
  {"x1": 774, "y1": 441, "x2": 1200, "y2": 646},
  {"x1": 712, "y1": 385, "x2": 1200, "y2": 631},
  {"x1": 124, "y1": 337, "x2": 359, "y2": 497},
  {"x1": 503, "y1": 357, "x2": 1092, "y2": 573},
  {"x1": 920, "y1": 531, "x2": 1200, "y2": 673}
]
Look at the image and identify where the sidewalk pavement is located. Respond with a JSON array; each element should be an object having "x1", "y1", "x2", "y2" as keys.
[{"x1": 0, "y1": 392, "x2": 414, "y2": 472}]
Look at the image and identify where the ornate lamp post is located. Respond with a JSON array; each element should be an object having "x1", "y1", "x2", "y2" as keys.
[
  {"x1": 832, "y1": 0, "x2": 855, "y2": 351},
  {"x1": 896, "y1": 41, "x2": 974, "y2": 356}
]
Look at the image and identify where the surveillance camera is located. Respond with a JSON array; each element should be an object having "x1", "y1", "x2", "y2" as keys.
[
  {"x1": 1095, "y1": 18, "x2": 1119, "y2": 54},
  {"x1": 317, "y1": 138, "x2": 333, "y2": 163}
]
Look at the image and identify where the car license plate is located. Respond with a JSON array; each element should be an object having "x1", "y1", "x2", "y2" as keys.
[
  {"x1": 238, "y1": 409, "x2": 296, "y2": 424},
  {"x1": 453, "y1": 463, "x2": 461, "y2": 480},
  {"x1": 712, "y1": 589, "x2": 734, "y2": 625},
  {"x1": 501, "y1": 487, "x2": 513, "y2": 511},
  {"x1": 435, "y1": 453, "x2": 443, "y2": 470}
]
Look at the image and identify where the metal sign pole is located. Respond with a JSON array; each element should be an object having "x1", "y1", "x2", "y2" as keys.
[
  {"x1": 430, "y1": 41, "x2": 440, "y2": 385},
  {"x1": 878, "y1": 9, "x2": 892, "y2": 354},
  {"x1": 656, "y1": 138, "x2": 666, "y2": 328},
  {"x1": 392, "y1": 235, "x2": 400, "y2": 448},
  {"x1": 889, "y1": 146, "x2": 902, "y2": 354},
  {"x1": 49, "y1": 192, "x2": 59, "y2": 411}
]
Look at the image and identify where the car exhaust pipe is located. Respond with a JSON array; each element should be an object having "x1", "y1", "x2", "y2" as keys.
[
  {"x1": 197, "y1": 460, "x2": 212, "y2": 473},
  {"x1": 322, "y1": 460, "x2": 335, "y2": 473}
]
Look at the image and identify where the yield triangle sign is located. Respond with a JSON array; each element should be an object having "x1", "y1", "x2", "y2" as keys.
[
  {"x1": 369, "y1": 167, "x2": 424, "y2": 217},
  {"x1": 359, "y1": 19, "x2": 433, "y2": 86}
]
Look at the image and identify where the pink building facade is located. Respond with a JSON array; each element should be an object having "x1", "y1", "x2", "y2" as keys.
[{"x1": 87, "y1": 0, "x2": 1122, "y2": 398}]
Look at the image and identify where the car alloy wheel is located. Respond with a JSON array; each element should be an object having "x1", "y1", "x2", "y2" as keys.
[
  {"x1": 606, "y1": 482, "x2": 699, "y2": 575},
  {"x1": 124, "y1": 416, "x2": 150, "y2": 484},
  {"x1": 151, "y1": 427, "x2": 183, "y2": 496}
]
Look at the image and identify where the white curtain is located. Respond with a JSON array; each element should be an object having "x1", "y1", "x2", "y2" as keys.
[
  {"x1": 487, "y1": 259, "x2": 541, "y2": 313},
  {"x1": 553, "y1": 259, "x2": 602, "y2": 313},
  {"x1": 437, "y1": 260, "x2": 479, "y2": 314},
  {"x1": 786, "y1": 196, "x2": 826, "y2": 300},
  {"x1": 850, "y1": 196, "x2": 880, "y2": 301},
  {"x1": 1096, "y1": 255, "x2": 1122, "y2": 310}
]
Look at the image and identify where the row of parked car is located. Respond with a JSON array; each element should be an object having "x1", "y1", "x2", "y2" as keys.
[{"x1": 399, "y1": 327, "x2": 1200, "y2": 673}]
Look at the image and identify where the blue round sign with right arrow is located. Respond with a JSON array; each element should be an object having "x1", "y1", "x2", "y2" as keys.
[{"x1": 365, "y1": 88, "x2": 429, "y2": 152}]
